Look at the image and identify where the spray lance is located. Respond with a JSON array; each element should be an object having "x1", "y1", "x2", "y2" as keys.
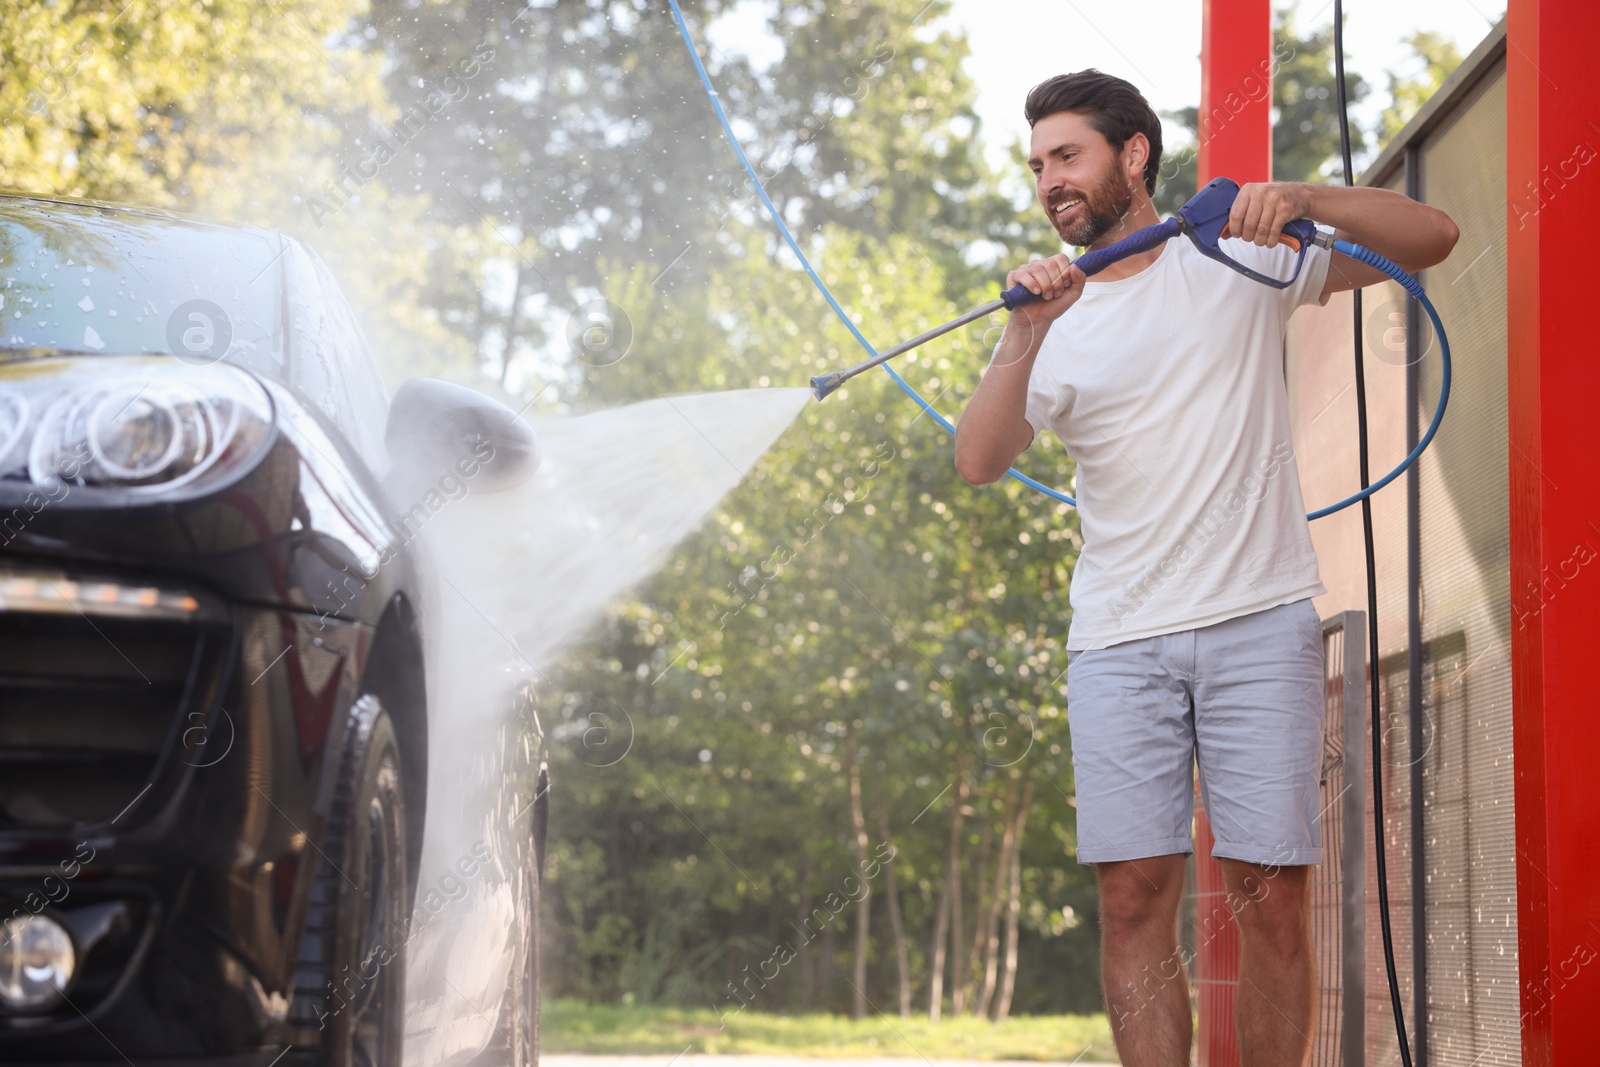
[
  {"x1": 809, "y1": 177, "x2": 1321, "y2": 400},
  {"x1": 806, "y1": 175, "x2": 1451, "y2": 524}
]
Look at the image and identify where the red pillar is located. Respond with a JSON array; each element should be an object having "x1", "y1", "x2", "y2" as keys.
[
  {"x1": 1505, "y1": 2, "x2": 1600, "y2": 1064},
  {"x1": 1197, "y1": 0, "x2": 1273, "y2": 185},
  {"x1": 1192, "y1": 808, "x2": 1241, "y2": 1066},
  {"x1": 1194, "y1": 2, "x2": 1271, "y2": 1066}
]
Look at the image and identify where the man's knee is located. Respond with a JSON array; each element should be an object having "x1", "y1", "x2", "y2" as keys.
[
  {"x1": 1097, "y1": 855, "x2": 1186, "y2": 942},
  {"x1": 1225, "y1": 861, "x2": 1311, "y2": 959}
]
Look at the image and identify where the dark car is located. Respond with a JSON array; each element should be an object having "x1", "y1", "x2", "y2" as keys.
[{"x1": 0, "y1": 194, "x2": 548, "y2": 1066}]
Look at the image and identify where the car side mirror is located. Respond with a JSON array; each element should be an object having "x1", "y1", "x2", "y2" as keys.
[{"x1": 385, "y1": 378, "x2": 540, "y2": 494}]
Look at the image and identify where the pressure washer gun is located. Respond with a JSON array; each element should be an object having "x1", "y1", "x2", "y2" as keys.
[{"x1": 808, "y1": 177, "x2": 1337, "y2": 401}]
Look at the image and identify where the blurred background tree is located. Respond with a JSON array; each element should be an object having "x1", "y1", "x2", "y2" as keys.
[
  {"x1": 1379, "y1": 30, "x2": 1465, "y2": 146},
  {"x1": 1157, "y1": 2, "x2": 1379, "y2": 214},
  {"x1": 0, "y1": 0, "x2": 386, "y2": 206}
]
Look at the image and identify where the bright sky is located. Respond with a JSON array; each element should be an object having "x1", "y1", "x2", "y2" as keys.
[
  {"x1": 707, "y1": 0, "x2": 1507, "y2": 171},
  {"x1": 947, "y1": 0, "x2": 1505, "y2": 166}
]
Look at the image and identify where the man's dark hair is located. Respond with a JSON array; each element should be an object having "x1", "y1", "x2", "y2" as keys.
[{"x1": 1024, "y1": 69, "x2": 1163, "y2": 196}]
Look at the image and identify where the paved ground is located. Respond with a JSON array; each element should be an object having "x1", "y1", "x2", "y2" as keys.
[{"x1": 544, "y1": 1056, "x2": 1118, "y2": 1067}]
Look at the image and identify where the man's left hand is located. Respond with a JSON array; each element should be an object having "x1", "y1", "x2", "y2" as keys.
[{"x1": 1225, "y1": 182, "x2": 1314, "y2": 248}]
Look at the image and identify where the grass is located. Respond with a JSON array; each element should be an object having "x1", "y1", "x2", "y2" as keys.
[{"x1": 543, "y1": 1000, "x2": 1116, "y2": 1061}]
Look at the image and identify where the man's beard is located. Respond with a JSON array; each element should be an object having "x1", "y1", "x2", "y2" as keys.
[{"x1": 1049, "y1": 162, "x2": 1135, "y2": 248}]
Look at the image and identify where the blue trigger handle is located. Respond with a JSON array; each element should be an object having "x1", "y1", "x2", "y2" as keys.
[
  {"x1": 1281, "y1": 217, "x2": 1318, "y2": 248},
  {"x1": 1000, "y1": 216, "x2": 1185, "y2": 309}
]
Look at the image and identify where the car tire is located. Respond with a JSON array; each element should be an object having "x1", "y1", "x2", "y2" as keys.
[{"x1": 293, "y1": 693, "x2": 409, "y2": 1067}]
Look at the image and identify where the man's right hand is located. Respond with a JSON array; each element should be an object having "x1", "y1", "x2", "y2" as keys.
[
  {"x1": 993, "y1": 253, "x2": 1085, "y2": 368},
  {"x1": 1006, "y1": 253, "x2": 1087, "y2": 331}
]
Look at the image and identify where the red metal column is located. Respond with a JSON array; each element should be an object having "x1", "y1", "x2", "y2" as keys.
[
  {"x1": 1506, "y1": 2, "x2": 1600, "y2": 1064},
  {"x1": 1197, "y1": 0, "x2": 1273, "y2": 185},
  {"x1": 1194, "y1": 2, "x2": 1271, "y2": 1065},
  {"x1": 1192, "y1": 806, "x2": 1241, "y2": 1067}
]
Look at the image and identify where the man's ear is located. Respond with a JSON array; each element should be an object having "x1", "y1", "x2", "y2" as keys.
[{"x1": 1124, "y1": 132, "x2": 1149, "y2": 180}]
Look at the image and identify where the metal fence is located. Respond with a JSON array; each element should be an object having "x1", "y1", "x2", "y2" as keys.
[{"x1": 1315, "y1": 612, "x2": 1368, "y2": 1067}]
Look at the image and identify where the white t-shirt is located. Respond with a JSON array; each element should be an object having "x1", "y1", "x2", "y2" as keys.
[{"x1": 1023, "y1": 233, "x2": 1331, "y2": 650}]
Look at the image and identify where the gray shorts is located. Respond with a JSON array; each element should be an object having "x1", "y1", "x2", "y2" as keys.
[{"x1": 1065, "y1": 597, "x2": 1325, "y2": 867}]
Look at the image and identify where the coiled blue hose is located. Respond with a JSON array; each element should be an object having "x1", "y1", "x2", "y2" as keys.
[
  {"x1": 1311, "y1": 241, "x2": 1451, "y2": 519},
  {"x1": 666, "y1": 0, "x2": 1450, "y2": 521}
]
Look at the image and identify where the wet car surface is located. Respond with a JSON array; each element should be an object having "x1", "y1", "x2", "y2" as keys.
[{"x1": 0, "y1": 195, "x2": 547, "y2": 1067}]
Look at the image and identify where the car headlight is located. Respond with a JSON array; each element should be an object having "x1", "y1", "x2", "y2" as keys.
[
  {"x1": 0, "y1": 355, "x2": 274, "y2": 504},
  {"x1": 0, "y1": 913, "x2": 76, "y2": 1011}
]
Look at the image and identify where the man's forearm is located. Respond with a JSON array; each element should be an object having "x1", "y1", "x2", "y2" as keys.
[
  {"x1": 954, "y1": 322, "x2": 1044, "y2": 485},
  {"x1": 1301, "y1": 183, "x2": 1459, "y2": 271}
]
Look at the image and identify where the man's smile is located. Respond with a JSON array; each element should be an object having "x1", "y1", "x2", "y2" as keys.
[{"x1": 1052, "y1": 196, "x2": 1084, "y2": 220}]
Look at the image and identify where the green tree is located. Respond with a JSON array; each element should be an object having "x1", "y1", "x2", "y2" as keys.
[
  {"x1": 1379, "y1": 30, "x2": 1463, "y2": 146},
  {"x1": 1271, "y1": 6, "x2": 1370, "y2": 182},
  {"x1": 0, "y1": 0, "x2": 386, "y2": 207},
  {"x1": 1156, "y1": 5, "x2": 1374, "y2": 208},
  {"x1": 539, "y1": 226, "x2": 1099, "y2": 1014},
  {"x1": 0, "y1": 0, "x2": 497, "y2": 391},
  {"x1": 339, "y1": 0, "x2": 1024, "y2": 401}
]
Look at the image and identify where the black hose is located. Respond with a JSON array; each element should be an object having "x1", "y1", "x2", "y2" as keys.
[{"x1": 1332, "y1": 3, "x2": 1416, "y2": 1064}]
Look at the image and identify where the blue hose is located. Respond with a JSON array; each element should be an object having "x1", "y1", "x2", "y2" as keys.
[
  {"x1": 1309, "y1": 241, "x2": 1451, "y2": 519},
  {"x1": 666, "y1": 0, "x2": 1449, "y2": 521},
  {"x1": 665, "y1": 0, "x2": 1076, "y2": 505}
]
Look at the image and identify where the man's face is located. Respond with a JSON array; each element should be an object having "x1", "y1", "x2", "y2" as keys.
[{"x1": 1028, "y1": 110, "x2": 1137, "y2": 247}]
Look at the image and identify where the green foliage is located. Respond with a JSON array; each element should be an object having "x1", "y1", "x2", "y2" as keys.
[
  {"x1": 1157, "y1": 6, "x2": 1377, "y2": 199},
  {"x1": 1379, "y1": 31, "x2": 1464, "y2": 147},
  {"x1": 1271, "y1": 6, "x2": 1370, "y2": 182},
  {"x1": 1153, "y1": 106, "x2": 1200, "y2": 217},
  {"x1": 538, "y1": 223, "x2": 1100, "y2": 1013},
  {"x1": 0, "y1": 0, "x2": 386, "y2": 207}
]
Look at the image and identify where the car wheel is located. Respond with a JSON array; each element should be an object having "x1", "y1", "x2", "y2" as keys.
[{"x1": 293, "y1": 694, "x2": 409, "y2": 1067}]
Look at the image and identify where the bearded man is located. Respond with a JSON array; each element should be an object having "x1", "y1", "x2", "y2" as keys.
[{"x1": 953, "y1": 69, "x2": 1458, "y2": 1067}]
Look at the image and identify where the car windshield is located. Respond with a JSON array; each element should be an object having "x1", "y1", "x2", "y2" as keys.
[{"x1": 0, "y1": 199, "x2": 283, "y2": 376}]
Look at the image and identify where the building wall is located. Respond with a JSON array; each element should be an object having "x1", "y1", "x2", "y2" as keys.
[{"x1": 1285, "y1": 45, "x2": 1517, "y2": 1067}]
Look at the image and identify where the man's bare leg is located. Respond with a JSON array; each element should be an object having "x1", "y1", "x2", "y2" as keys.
[
  {"x1": 1097, "y1": 854, "x2": 1191, "y2": 1067},
  {"x1": 1221, "y1": 860, "x2": 1315, "y2": 1067}
]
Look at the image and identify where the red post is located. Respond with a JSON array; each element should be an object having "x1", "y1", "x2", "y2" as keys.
[
  {"x1": 1194, "y1": 2, "x2": 1271, "y2": 1065},
  {"x1": 1197, "y1": 0, "x2": 1274, "y2": 186},
  {"x1": 1192, "y1": 807, "x2": 1241, "y2": 1065},
  {"x1": 1505, "y1": 2, "x2": 1600, "y2": 1063}
]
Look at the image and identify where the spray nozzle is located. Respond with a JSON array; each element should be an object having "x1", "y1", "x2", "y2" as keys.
[{"x1": 810, "y1": 373, "x2": 844, "y2": 400}]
